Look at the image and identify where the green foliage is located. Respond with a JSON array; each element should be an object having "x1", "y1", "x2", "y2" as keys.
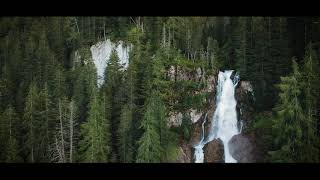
[
  {"x1": 136, "y1": 91, "x2": 163, "y2": 163},
  {"x1": 118, "y1": 104, "x2": 133, "y2": 162},
  {"x1": 5, "y1": 137, "x2": 21, "y2": 162},
  {"x1": 270, "y1": 59, "x2": 306, "y2": 162},
  {"x1": 0, "y1": 105, "x2": 22, "y2": 162},
  {"x1": 136, "y1": 90, "x2": 178, "y2": 162},
  {"x1": 211, "y1": 39, "x2": 223, "y2": 70},
  {"x1": 300, "y1": 43, "x2": 320, "y2": 162},
  {"x1": 79, "y1": 92, "x2": 110, "y2": 162},
  {"x1": 235, "y1": 17, "x2": 248, "y2": 78},
  {"x1": 23, "y1": 81, "x2": 40, "y2": 162},
  {"x1": 181, "y1": 113, "x2": 192, "y2": 141},
  {"x1": 102, "y1": 48, "x2": 125, "y2": 162}
]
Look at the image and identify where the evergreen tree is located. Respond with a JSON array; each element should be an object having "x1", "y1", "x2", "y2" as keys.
[
  {"x1": 127, "y1": 27, "x2": 153, "y2": 158},
  {"x1": 79, "y1": 91, "x2": 110, "y2": 162},
  {"x1": 152, "y1": 49, "x2": 178, "y2": 162},
  {"x1": 23, "y1": 81, "x2": 39, "y2": 162},
  {"x1": 38, "y1": 82, "x2": 53, "y2": 162},
  {"x1": 78, "y1": 66, "x2": 110, "y2": 163},
  {"x1": 0, "y1": 105, "x2": 21, "y2": 162},
  {"x1": 136, "y1": 91, "x2": 162, "y2": 163},
  {"x1": 271, "y1": 59, "x2": 305, "y2": 162},
  {"x1": 118, "y1": 104, "x2": 133, "y2": 162},
  {"x1": 5, "y1": 136, "x2": 20, "y2": 162},
  {"x1": 102, "y1": 48, "x2": 124, "y2": 162},
  {"x1": 211, "y1": 39, "x2": 223, "y2": 71},
  {"x1": 235, "y1": 17, "x2": 248, "y2": 78},
  {"x1": 301, "y1": 42, "x2": 320, "y2": 162}
]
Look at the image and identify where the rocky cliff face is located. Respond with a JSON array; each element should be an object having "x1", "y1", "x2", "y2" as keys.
[
  {"x1": 235, "y1": 81, "x2": 255, "y2": 131},
  {"x1": 173, "y1": 70, "x2": 219, "y2": 163},
  {"x1": 228, "y1": 80, "x2": 265, "y2": 163},
  {"x1": 176, "y1": 142, "x2": 192, "y2": 163}
]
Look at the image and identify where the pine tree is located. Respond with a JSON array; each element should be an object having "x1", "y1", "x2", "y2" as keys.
[
  {"x1": 127, "y1": 27, "x2": 154, "y2": 158},
  {"x1": 0, "y1": 105, "x2": 21, "y2": 162},
  {"x1": 211, "y1": 39, "x2": 223, "y2": 71},
  {"x1": 79, "y1": 91, "x2": 110, "y2": 162},
  {"x1": 151, "y1": 51, "x2": 178, "y2": 162},
  {"x1": 102, "y1": 48, "x2": 124, "y2": 162},
  {"x1": 5, "y1": 136, "x2": 20, "y2": 162},
  {"x1": 0, "y1": 30, "x2": 23, "y2": 112},
  {"x1": 37, "y1": 82, "x2": 54, "y2": 162},
  {"x1": 124, "y1": 50, "x2": 139, "y2": 160},
  {"x1": 72, "y1": 49, "x2": 94, "y2": 124},
  {"x1": 23, "y1": 81, "x2": 54, "y2": 162},
  {"x1": 78, "y1": 65, "x2": 110, "y2": 163},
  {"x1": 155, "y1": 91, "x2": 169, "y2": 161},
  {"x1": 136, "y1": 91, "x2": 162, "y2": 163},
  {"x1": 235, "y1": 17, "x2": 248, "y2": 78},
  {"x1": 243, "y1": 17, "x2": 256, "y2": 82},
  {"x1": 136, "y1": 102, "x2": 162, "y2": 163},
  {"x1": 271, "y1": 59, "x2": 305, "y2": 162},
  {"x1": 301, "y1": 42, "x2": 320, "y2": 162},
  {"x1": 23, "y1": 81, "x2": 39, "y2": 162},
  {"x1": 50, "y1": 64, "x2": 67, "y2": 101},
  {"x1": 47, "y1": 64, "x2": 70, "y2": 163},
  {"x1": 118, "y1": 104, "x2": 133, "y2": 162}
]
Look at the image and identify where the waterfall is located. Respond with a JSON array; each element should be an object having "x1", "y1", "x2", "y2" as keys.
[{"x1": 194, "y1": 70, "x2": 240, "y2": 163}]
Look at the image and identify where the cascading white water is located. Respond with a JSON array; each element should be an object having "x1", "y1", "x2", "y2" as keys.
[{"x1": 194, "y1": 70, "x2": 240, "y2": 163}]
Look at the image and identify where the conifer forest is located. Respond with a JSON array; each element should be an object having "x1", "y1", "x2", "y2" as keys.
[{"x1": 0, "y1": 17, "x2": 319, "y2": 163}]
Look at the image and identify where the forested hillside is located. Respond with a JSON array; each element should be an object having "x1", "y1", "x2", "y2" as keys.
[{"x1": 0, "y1": 17, "x2": 319, "y2": 163}]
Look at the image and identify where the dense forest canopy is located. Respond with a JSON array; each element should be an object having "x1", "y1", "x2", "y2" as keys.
[{"x1": 0, "y1": 16, "x2": 319, "y2": 163}]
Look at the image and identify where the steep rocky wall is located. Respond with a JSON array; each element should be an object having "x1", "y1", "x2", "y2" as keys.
[
  {"x1": 90, "y1": 39, "x2": 132, "y2": 86},
  {"x1": 174, "y1": 71, "x2": 219, "y2": 163},
  {"x1": 235, "y1": 81, "x2": 255, "y2": 131}
]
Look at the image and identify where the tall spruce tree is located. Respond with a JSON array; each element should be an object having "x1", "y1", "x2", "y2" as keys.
[
  {"x1": 136, "y1": 91, "x2": 163, "y2": 163},
  {"x1": 79, "y1": 90, "x2": 110, "y2": 162},
  {"x1": 23, "y1": 81, "x2": 39, "y2": 162},
  {"x1": 78, "y1": 63, "x2": 110, "y2": 162},
  {"x1": 0, "y1": 105, "x2": 21, "y2": 162},
  {"x1": 301, "y1": 42, "x2": 320, "y2": 162},
  {"x1": 118, "y1": 104, "x2": 133, "y2": 162},
  {"x1": 271, "y1": 59, "x2": 305, "y2": 162},
  {"x1": 102, "y1": 48, "x2": 124, "y2": 162}
]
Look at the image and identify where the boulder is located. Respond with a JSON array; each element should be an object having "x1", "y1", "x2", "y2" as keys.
[
  {"x1": 168, "y1": 112, "x2": 183, "y2": 127},
  {"x1": 203, "y1": 138, "x2": 224, "y2": 163},
  {"x1": 228, "y1": 132, "x2": 264, "y2": 162}
]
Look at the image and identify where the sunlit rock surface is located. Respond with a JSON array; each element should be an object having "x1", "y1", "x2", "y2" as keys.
[{"x1": 90, "y1": 39, "x2": 132, "y2": 86}]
